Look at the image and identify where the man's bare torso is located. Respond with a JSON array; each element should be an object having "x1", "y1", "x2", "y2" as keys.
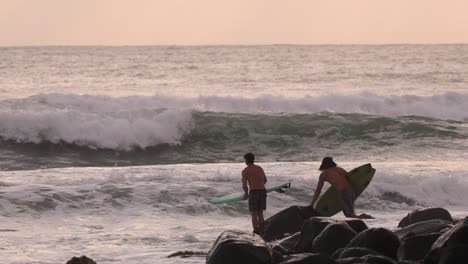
[
  {"x1": 242, "y1": 164, "x2": 266, "y2": 190},
  {"x1": 320, "y1": 166, "x2": 351, "y2": 190}
]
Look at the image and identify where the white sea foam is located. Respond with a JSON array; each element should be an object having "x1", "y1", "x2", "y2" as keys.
[{"x1": 1, "y1": 161, "x2": 467, "y2": 263}]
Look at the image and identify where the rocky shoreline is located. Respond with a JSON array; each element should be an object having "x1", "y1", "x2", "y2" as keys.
[
  {"x1": 206, "y1": 206, "x2": 467, "y2": 264},
  {"x1": 65, "y1": 206, "x2": 467, "y2": 264}
]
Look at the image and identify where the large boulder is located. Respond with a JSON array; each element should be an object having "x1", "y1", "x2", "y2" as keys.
[
  {"x1": 295, "y1": 217, "x2": 338, "y2": 253},
  {"x1": 394, "y1": 219, "x2": 453, "y2": 240},
  {"x1": 312, "y1": 222, "x2": 357, "y2": 255},
  {"x1": 295, "y1": 217, "x2": 367, "y2": 253},
  {"x1": 424, "y1": 216, "x2": 468, "y2": 264},
  {"x1": 397, "y1": 233, "x2": 441, "y2": 261},
  {"x1": 398, "y1": 208, "x2": 453, "y2": 228},
  {"x1": 206, "y1": 230, "x2": 272, "y2": 264},
  {"x1": 345, "y1": 228, "x2": 400, "y2": 260},
  {"x1": 254, "y1": 205, "x2": 320, "y2": 242},
  {"x1": 280, "y1": 253, "x2": 337, "y2": 264},
  {"x1": 66, "y1": 256, "x2": 97, "y2": 264}
]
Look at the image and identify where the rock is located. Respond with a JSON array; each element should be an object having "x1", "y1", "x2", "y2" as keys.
[
  {"x1": 397, "y1": 233, "x2": 440, "y2": 261},
  {"x1": 271, "y1": 232, "x2": 301, "y2": 255},
  {"x1": 424, "y1": 216, "x2": 468, "y2": 264},
  {"x1": 254, "y1": 205, "x2": 320, "y2": 242},
  {"x1": 398, "y1": 208, "x2": 453, "y2": 228},
  {"x1": 345, "y1": 219, "x2": 369, "y2": 234},
  {"x1": 337, "y1": 254, "x2": 397, "y2": 264},
  {"x1": 345, "y1": 228, "x2": 400, "y2": 260},
  {"x1": 206, "y1": 230, "x2": 272, "y2": 264},
  {"x1": 295, "y1": 217, "x2": 367, "y2": 253},
  {"x1": 312, "y1": 222, "x2": 357, "y2": 255},
  {"x1": 394, "y1": 219, "x2": 453, "y2": 240},
  {"x1": 280, "y1": 253, "x2": 337, "y2": 264},
  {"x1": 338, "y1": 247, "x2": 380, "y2": 259},
  {"x1": 438, "y1": 245, "x2": 468, "y2": 264},
  {"x1": 295, "y1": 217, "x2": 339, "y2": 253},
  {"x1": 66, "y1": 256, "x2": 97, "y2": 264}
]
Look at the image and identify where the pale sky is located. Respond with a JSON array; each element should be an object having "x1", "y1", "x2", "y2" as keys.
[{"x1": 1, "y1": 0, "x2": 467, "y2": 46}]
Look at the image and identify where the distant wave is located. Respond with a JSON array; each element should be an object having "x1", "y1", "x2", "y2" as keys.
[{"x1": 0, "y1": 93, "x2": 467, "y2": 153}]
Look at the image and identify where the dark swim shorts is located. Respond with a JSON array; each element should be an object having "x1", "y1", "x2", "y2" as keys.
[
  {"x1": 339, "y1": 188, "x2": 356, "y2": 217},
  {"x1": 249, "y1": 189, "x2": 267, "y2": 212}
]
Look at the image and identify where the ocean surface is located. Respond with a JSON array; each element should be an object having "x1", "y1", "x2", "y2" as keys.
[{"x1": 0, "y1": 45, "x2": 468, "y2": 263}]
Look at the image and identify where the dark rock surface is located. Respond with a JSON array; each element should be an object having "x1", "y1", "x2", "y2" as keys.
[
  {"x1": 271, "y1": 232, "x2": 301, "y2": 255},
  {"x1": 66, "y1": 256, "x2": 97, "y2": 264},
  {"x1": 424, "y1": 216, "x2": 468, "y2": 264},
  {"x1": 280, "y1": 253, "x2": 337, "y2": 264},
  {"x1": 206, "y1": 230, "x2": 272, "y2": 264},
  {"x1": 338, "y1": 247, "x2": 380, "y2": 259},
  {"x1": 397, "y1": 233, "x2": 440, "y2": 261},
  {"x1": 345, "y1": 228, "x2": 400, "y2": 260},
  {"x1": 312, "y1": 222, "x2": 357, "y2": 255},
  {"x1": 394, "y1": 219, "x2": 453, "y2": 240},
  {"x1": 398, "y1": 208, "x2": 453, "y2": 228},
  {"x1": 295, "y1": 217, "x2": 367, "y2": 253},
  {"x1": 337, "y1": 254, "x2": 397, "y2": 264},
  {"x1": 254, "y1": 205, "x2": 320, "y2": 242}
]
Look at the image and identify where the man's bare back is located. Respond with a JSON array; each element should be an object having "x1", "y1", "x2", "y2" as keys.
[
  {"x1": 320, "y1": 166, "x2": 351, "y2": 190},
  {"x1": 242, "y1": 164, "x2": 266, "y2": 190}
]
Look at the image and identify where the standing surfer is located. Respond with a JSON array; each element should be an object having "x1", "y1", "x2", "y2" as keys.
[
  {"x1": 242, "y1": 153, "x2": 267, "y2": 230},
  {"x1": 310, "y1": 157, "x2": 372, "y2": 219}
]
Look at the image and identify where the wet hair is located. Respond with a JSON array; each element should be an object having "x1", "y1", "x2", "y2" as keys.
[
  {"x1": 244, "y1": 153, "x2": 255, "y2": 164},
  {"x1": 319, "y1": 157, "x2": 336, "y2": 171}
]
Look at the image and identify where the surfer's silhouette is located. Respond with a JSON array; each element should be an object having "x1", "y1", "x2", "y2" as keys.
[
  {"x1": 242, "y1": 153, "x2": 268, "y2": 229},
  {"x1": 310, "y1": 157, "x2": 373, "y2": 219}
]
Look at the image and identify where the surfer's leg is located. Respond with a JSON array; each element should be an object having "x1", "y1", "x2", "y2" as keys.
[
  {"x1": 251, "y1": 212, "x2": 259, "y2": 229},
  {"x1": 340, "y1": 188, "x2": 357, "y2": 217}
]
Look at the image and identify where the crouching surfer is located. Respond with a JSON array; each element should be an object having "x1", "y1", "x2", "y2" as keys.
[
  {"x1": 310, "y1": 157, "x2": 373, "y2": 219},
  {"x1": 242, "y1": 153, "x2": 267, "y2": 230}
]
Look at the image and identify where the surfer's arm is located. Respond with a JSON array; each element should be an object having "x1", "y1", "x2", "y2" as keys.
[
  {"x1": 242, "y1": 171, "x2": 249, "y2": 200},
  {"x1": 310, "y1": 174, "x2": 325, "y2": 207}
]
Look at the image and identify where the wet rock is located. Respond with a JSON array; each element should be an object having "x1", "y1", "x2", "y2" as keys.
[
  {"x1": 206, "y1": 230, "x2": 272, "y2": 264},
  {"x1": 271, "y1": 232, "x2": 301, "y2": 255},
  {"x1": 66, "y1": 256, "x2": 97, "y2": 264},
  {"x1": 296, "y1": 217, "x2": 338, "y2": 253},
  {"x1": 312, "y1": 222, "x2": 357, "y2": 255},
  {"x1": 254, "y1": 205, "x2": 320, "y2": 242},
  {"x1": 424, "y1": 216, "x2": 468, "y2": 264},
  {"x1": 398, "y1": 208, "x2": 453, "y2": 228},
  {"x1": 338, "y1": 247, "x2": 380, "y2": 259},
  {"x1": 280, "y1": 253, "x2": 337, "y2": 264},
  {"x1": 338, "y1": 254, "x2": 397, "y2": 264},
  {"x1": 397, "y1": 233, "x2": 440, "y2": 261},
  {"x1": 394, "y1": 219, "x2": 453, "y2": 240},
  {"x1": 337, "y1": 254, "x2": 397, "y2": 264},
  {"x1": 295, "y1": 217, "x2": 367, "y2": 253},
  {"x1": 345, "y1": 228, "x2": 400, "y2": 260},
  {"x1": 345, "y1": 218, "x2": 369, "y2": 234},
  {"x1": 437, "y1": 245, "x2": 468, "y2": 264}
]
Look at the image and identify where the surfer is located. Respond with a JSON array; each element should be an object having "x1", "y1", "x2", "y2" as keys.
[
  {"x1": 310, "y1": 157, "x2": 372, "y2": 219},
  {"x1": 242, "y1": 153, "x2": 267, "y2": 230}
]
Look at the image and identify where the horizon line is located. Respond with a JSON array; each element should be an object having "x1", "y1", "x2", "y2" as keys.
[{"x1": 1, "y1": 42, "x2": 468, "y2": 48}]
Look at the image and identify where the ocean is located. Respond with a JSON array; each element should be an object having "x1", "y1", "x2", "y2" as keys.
[{"x1": 0, "y1": 45, "x2": 467, "y2": 263}]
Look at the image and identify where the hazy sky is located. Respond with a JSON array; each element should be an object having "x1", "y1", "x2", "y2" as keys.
[{"x1": 1, "y1": 0, "x2": 467, "y2": 46}]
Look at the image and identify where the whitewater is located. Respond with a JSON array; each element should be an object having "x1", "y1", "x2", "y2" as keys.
[{"x1": 1, "y1": 45, "x2": 468, "y2": 263}]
